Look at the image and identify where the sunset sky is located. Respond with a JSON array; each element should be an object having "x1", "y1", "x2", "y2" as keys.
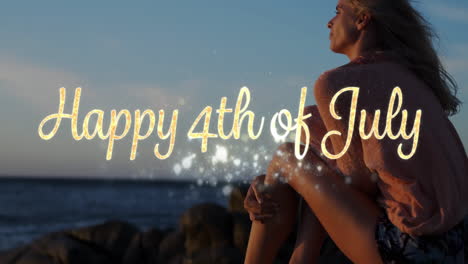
[{"x1": 0, "y1": 0, "x2": 467, "y2": 181}]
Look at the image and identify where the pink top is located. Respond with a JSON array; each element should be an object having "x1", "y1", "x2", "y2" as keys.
[{"x1": 315, "y1": 51, "x2": 468, "y2": 236}]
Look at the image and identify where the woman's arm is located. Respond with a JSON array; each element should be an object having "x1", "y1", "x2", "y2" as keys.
[
  {"x1": 302, "y1": 105, "x2": 337, "y2": 168},
  {"x1": 313, "y1": 69, "x2": 378, "y2": 197}
]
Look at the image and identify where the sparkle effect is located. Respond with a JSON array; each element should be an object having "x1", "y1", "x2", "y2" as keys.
[{"x1": 212, "y1": 145, "x2": 228, "y2": 165}]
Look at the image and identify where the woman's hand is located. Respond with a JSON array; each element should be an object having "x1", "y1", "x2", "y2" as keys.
[{"x1": 243, "y1": 175, "x2": 279, "y2": 223}]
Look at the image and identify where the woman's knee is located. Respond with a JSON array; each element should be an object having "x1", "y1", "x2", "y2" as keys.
[
  {"x1": 268, "y1": 143, "x2": 297, "y2": 175},
  {"x1": 274, "y1": 143, "x2": 296, "y2": 164}
]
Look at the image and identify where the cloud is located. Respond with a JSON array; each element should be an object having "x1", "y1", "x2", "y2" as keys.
[
  {"x1": 441, "y1": 44, "x2": 468, "y2": 75},
  {"x1": 0, "y1": 54, "x2": 203, "y2": 114},
  {"x1": 0, "y1": 56, "x2": 85, "y2": 111},
  {"x1": 426, "y1": 4, "x2": 468, "y2": 23},
  {"x1": 128, "y1": 85, "x2": 188, "y2": 108},
  {"x1": 111, "y1": 79, "x2": 204, "y2": 109},
  {"x1": 443, "y1": 58, "x2": 468, "y2": 75}
]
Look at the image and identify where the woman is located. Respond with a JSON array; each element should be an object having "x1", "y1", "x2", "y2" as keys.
[{"x1": 243, "y1": 0, "x2": 467, "y2": 263}]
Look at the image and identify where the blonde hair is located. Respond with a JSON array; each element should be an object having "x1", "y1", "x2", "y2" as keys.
[{"x1": 349, "y1": 0, "x2": 461, "y2": 116}]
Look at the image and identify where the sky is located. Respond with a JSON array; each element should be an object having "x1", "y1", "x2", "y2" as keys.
[{"x1": 0, "y1": 0, "x2": 467, "y2": 181}]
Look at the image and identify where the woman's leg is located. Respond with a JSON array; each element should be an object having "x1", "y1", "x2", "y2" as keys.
[
  {"x1": 244, "y1": 182, "x2": 329, "y2": 264},
  {"x1": 268, "y1": 143, "x2": 384, "y2": 264},
  {"x1": 244, "y1": 154, "x2": 330, "y2": 264},
  {"x1": 288, "y1": 199, "x2": 327, "y2": 264},
  {"x1": 244, "y1": 179, "x2": 299, "y2": 264}
]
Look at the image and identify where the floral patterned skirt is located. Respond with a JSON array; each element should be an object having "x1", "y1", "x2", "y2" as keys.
[{"x1": 375, "y1": 212, "x2": 465, "y2": 264}]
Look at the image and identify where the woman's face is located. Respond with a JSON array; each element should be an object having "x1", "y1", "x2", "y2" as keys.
[{"x1": 327, "y1": 0, "x2": 360, "y2": 55}]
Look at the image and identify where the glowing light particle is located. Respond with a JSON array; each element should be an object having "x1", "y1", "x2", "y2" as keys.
[
  {"x1": 182, "y1": 154, "x2": 196, "y2": 169},
  {"x1": 279, "y1": 175, "x2": 288, "y2": 183},
  {"x1": 225, "y1": 173, "x2": 233, "y2": 182},
  {"x1": 317, "y1": 165, "x2": 322, "y2": 172},
  {"x1": 173, "y1": 164, "x2": 182, "y2": 175},
  {"x1": 209, "y1": 180, "x2": 218, "y2": 187},
  {"x1": 178, "y1": 98, "x2": 186, "y2": 105},
  {"x1": 233, "y1": 159, "x2": 241, "y2": 166},
  {"x1": 345, "y1": 176, "x2": 352, "y2": 185},
  {"x1": 273, "y1": 135, "x2": 286, "y2": 143},
  {"x1": 212, "y1": 145, "x2": 228, "y2": 165},
  {"x1": 222, "y1": 185, "x2": 233, "y2": 196}
]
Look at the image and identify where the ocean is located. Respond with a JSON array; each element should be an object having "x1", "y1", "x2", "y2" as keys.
[{"x1": 0, "y1": 177, "x2": 232, "y2": 251}]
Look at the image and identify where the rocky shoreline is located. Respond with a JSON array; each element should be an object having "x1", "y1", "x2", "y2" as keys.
[{"x1": 0, "y1": 184, "x2": 353, "y2": 264}]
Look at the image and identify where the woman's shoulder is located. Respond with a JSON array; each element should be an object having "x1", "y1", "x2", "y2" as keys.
[
  {"x1": 315, "y1": 50, "x2": 407, "y2": 86},
  {"x1": 315, "y1": 59, "x2": 414, "y2": 102},
  {"x1": 314, "y1": 63, "x2": 372, "y2": 99},
  {"x1": 315, "y1": 57, "x2": 389, "y2": 83}
]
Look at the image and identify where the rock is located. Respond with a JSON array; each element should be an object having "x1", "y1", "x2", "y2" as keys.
[
  {"x1": 0, "y1": 245, "x2": 52, "y2": 264},
  {"x1": 37, "y1": 233, "x2": 116, "y2": 264},
  {"x1": 66, "y1": 220, "x2": 139, "y2": 260},
  {"x1": 0, "y1": 220, "x2": 139, "y2": 264},
  {"x1": 167, "y1": 254, "x2": 184, "y2": 264},
  {"x1": 158, "y1": 230, "x2": 185, "y2": 264},
  {"x1": 228, "y1": 184, "x2": 250, "y2": 213},
  {"x1": 0, "y1": 233, "x2": 114, "y2": 264},
  {"x1": 123, "y1": 227, "x2": 164, "y2": 264},
  {"x1": 180, "y1": 203, "x2": 233, "y2": 258},
  {"x1": 0, "y1": 186, "x2": 360, "y2": 264}
]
